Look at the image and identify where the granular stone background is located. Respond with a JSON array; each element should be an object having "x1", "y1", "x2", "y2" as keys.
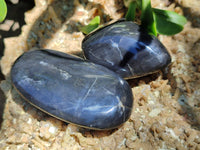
[{"x1": 0, "y1": 0, "x2": 200, "y2": 149}]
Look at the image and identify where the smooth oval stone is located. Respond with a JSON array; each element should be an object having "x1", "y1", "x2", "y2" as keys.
[
  {"x1": 82, "y1": 20, "x2": 171, "y2": 79},
  {"x1": 11, "y1": 49, "x2": 133, "y2": 130}
]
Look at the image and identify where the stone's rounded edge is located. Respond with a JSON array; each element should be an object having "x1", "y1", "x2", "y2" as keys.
[
  {"x1": 153, "y1": 36, "x2": 172, "y2": 69},
  {"x1": 10, "y1": 51, "x2": 27, "y2": 88},
  {"x1": 146, "y1": 34, "x2": 172, "y2": 68},
  {"x1": 82, "y1": 18, "x2": 127, "y2": 44},
  {"x1": 10, "y1": 49, "x2": 134, "y2": 130},
  {"x1": 89, "y1": 77, "x2": 134, "y2": 130},
  {"x1": 82, "y1": 20, "x2": 172, "y2": 79}
]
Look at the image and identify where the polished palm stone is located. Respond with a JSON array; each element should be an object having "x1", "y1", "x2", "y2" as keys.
[
  {"x1": 11, "y1": 49, "x2": 133, "y2": 130},
  {"x1": 82, "y1": 20, "x2": 171, "y2": 79}
]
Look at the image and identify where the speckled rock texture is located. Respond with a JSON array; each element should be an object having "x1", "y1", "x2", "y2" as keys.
[{"x1": 0, "y1": 0, "x2": 200, "y2": 149}]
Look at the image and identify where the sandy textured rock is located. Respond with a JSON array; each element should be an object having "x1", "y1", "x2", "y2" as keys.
[{"x1": 0, "y1": 0, "x2": 200, "y2": 149}]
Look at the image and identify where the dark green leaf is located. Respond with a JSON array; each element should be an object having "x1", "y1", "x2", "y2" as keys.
[
  {"x1": 141, "y1": 0, "x2": 157, "y2": 36},
  {"x1": 79, "y1": 16, "x2": 100, "y2": 34},
  {"x1": 136, "y1": 0, "x2": 142, "y2": 9},
  {"x1": 0, "y1": 0, "x2": 7, "y2": 22},
  {"x1": 125, "y1": 1, "x2": 137, "y2": 21},
  {"x1": 153, "y1": 8, "x2": 187, "y2": 35}
]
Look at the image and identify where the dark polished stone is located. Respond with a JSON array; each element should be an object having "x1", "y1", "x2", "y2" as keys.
[
  {"x1": 82, "y1": 20, "x2": 171, "y2": 79},
  {"x1": 11, "y1": 49, "x2": 133, "y2": 130}
]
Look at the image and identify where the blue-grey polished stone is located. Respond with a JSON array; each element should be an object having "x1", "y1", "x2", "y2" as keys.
[
  {"x1": 82, "y1": 20, "x2": 171, "y2": 79},
  {"x1": 11, "y1": 49, "x2": 133, "y2": 130}
]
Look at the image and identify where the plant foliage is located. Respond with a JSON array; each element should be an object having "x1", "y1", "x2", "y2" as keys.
[
  {"x1": 0, "y1": 0, "x2": 7, "y2": 22},
  {"x1": 79, "y1": 0, "x2": 187, "y2": 36},
  {"x1": 79, "y1": 16, "x2": 100, "y2": 35},
  {"x1": 153, "y1": 8, "x2": 187, "y2": 35},
  {"x1": 125, "y1": 1, "x2": 137, "y2": 22},
  {"x1": 125, "y1": 0, "x2": 187, "y2": 36},
  {"x1": 141, "y1": 0, "x2": 157, "y2": 36}
]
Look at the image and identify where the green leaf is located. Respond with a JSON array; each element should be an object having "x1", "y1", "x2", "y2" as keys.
[
  {"x1": 136, "y1": 0, "x2": 142, "y2": 9},
  {"x1": 141, "y1": 0, "x2": 157, "y2": 36},
  {"x1": 0, "y1": 0, "x2": 7, "y2": 22},
  {"x1": 123, "y1": 0, "x2": 141, "y2": 8},
  {"x1": 79, "y1": 16, "x2": 100, "y2": 34},
  {"x1": 125, "y1": 1, "x2": 137, "y2": 21},
  {"x1": 153, "y1": 8, "x2": 187, "y2": 35}
]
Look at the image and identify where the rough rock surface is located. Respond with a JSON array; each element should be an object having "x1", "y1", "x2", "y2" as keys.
[{"x1": 0, "y1": 0, "x2": 200, "y2": 149}]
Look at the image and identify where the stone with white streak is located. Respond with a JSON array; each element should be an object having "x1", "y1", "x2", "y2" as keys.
[
  {"x1": 82, "y1": 20, "x2": 171, "y2": 79},
  {"x1": 11, "y1": 49, "x2": 133, "y2": 130}
]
